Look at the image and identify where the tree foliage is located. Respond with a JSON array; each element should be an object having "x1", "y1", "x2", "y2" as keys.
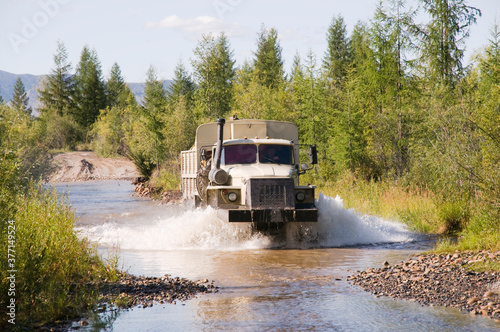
[
  {"x1": 191, "y1": 33, "x2": 235, "y2": 120},
  {"x1": 418, "y1": 0, "x2": 481, "y2": 86},
  {"x1": 323, "y1": 15, "x2": 351, "y2": 85},
  {"x1": 11, "y1": 77, "x2": 31, "y2": 115},
  {"x1": 38, "y1": 41, "x2": 74, "y2": 117},
  {"x1": 73, "y1": 45, "x2": 107, "y2": 128},
  {"x1": 253, "y1": 26, "x2": 284, "y2": 89},
  {"x1": 106, "y1": 62, "x2": 129, "y2": 108}
]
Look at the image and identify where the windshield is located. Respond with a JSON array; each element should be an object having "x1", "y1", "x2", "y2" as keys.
[
  {"x1": 221, "y1": 144, "x2": 257, "y2": 164},
  {"x1": 221, "y1": 144, "x2": 293, "y2": 165},
  {"x1": 259, "y1": 144, "x2": 293, "y2": 164}
]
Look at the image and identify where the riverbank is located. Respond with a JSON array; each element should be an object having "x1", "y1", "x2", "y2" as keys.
[
  {"x1": 348, "y1": 250, "x2": 500, "y2": 320},
  {"x1": 48, "y1": 151, "x2": 139, "y2": 182}
]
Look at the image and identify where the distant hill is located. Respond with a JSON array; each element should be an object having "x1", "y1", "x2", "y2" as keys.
[
  {"x1": 0, "y1": 69, "x2": 172, "y2": 113},
  {"x1": 0, "y1": 70, "x2": 44, "y2": 111}
]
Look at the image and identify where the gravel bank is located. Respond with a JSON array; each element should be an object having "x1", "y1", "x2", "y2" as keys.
[
  {"x1": 348, "y1": 251, "x2": 500, "y2": 319},
  {"x1": 48, "y1": 151, "x2": 139, "y2": 182},
  {"x1": 100, "y1": 273, "x2": 218, "y2": 309}
]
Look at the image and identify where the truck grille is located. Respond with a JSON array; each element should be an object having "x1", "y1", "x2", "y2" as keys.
[
  {"x1": 259, "y1": 184, "x2": 286, "y2": 207},
  {"x1": 246, "y1": 178, "x2": 294, "y2": 209}
]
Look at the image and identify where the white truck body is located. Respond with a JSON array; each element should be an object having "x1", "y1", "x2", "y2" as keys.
[{"x1": 180, "y1": 118, "x2": 317, "y2": 226}]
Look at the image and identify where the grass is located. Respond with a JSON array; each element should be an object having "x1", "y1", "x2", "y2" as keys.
[
  {"x1": 147, "y1": 164, "x2": 182, "y2": 197},
  {"x1": 318, "y1": 171, "x2": 500, "y2": 257},
  {"x1": 0, "y1": 184, "x2": 117, "y2": 329},
  {"x1": 319, "y1": 172, "x2": 440, "y2": 233}
]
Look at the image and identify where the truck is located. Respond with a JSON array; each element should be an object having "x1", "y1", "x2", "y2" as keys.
[{"x1": 180, "y1": 118, "x2": 318, "y2": 232}]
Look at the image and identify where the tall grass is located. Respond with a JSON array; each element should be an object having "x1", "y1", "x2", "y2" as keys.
[
  {"x1": 319, "y1": 172, "x2": 440, "y2": 233},
  {"x1": 319, "y1": 171, "x2": 500, "y2": 253},
  {"x1": 0, "y1": 184, "x2": 115, "y2": 329}
]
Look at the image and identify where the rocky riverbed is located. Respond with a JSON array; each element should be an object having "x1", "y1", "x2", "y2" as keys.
[
  {"x1": 99, "y1": 273, "x2": 218, "y2": 309},
  {"x1": 348, "y1": 250, "x2": 500, "y2": 320}
]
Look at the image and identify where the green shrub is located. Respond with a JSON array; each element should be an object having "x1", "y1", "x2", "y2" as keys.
[
  {"x1": 437, "y1": 201, "x2": 470, "y2": 235},
  {"x1": 0, "y1": 185, "x2": 113, "y2": 329},
  {"x1": 149, "y1": 163, "x2": 181, "y2": 193}
]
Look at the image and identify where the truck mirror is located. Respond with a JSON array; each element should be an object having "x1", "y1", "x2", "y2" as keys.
[
  {"x1": 200, "y1": 148, "x2": 207, "y2": 161},
  {"x1": 300, "y1": 163, "x2": 308, "y2": 171},
  {"x1": 309, "y1": 145, "x2": 318, "y2": 164}
]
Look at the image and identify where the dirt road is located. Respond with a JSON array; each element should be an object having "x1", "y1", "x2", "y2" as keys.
[{"x1": 48, "y1": 151, "x2": 139, "y2": 183}]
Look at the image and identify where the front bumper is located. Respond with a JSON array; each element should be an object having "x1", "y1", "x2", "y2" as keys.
[{"x1": 217, "y1": 208, "x2": 318, "y2": 223}]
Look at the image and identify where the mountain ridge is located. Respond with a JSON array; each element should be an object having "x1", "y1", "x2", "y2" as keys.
[{"x1": 0, "y1": 69, "x2": 171, "y2": 112}]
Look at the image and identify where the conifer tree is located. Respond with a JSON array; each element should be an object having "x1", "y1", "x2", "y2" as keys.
[
  {"x1": 253, "y1": 26, "x2": 284, "y2": 89},
  {"x1": 11, "y1": 77, "x2": 31, "y2": 115},
  {"x1": 192, "y1": 33, "x2": 235, "y2": 119},
  {"x1": 38, "y1": 41, "x2": 74, "y2": 116},
  {"x1": 141, "y1": 65, "x2": 167, "y2": 170},
  {"x1": 419, "y1": 0, "x2": 481, "y2": 86},
  {"x1": 167, "y1": 60, "x2": 196, "y2": 106},
  {"x1": 73, "y1": 46, "x2": 107, "y2": 128},
  {"x1": 323, "y1": 15, "x2": 351, "y2": 85},
  {"x1": 106, "y1": 62, "x2": 128, "y2": 108}
]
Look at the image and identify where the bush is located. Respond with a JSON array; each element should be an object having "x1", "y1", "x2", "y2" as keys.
[
  {"x1": 437, "y1": 201, "x2": 470, "y2": 235},
  {"x1": 0, "y1": 185, "x2": 113, "y2": 329}
]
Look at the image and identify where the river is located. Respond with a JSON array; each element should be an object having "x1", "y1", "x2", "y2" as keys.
[{"x1": 54, "y1": 180, "x2": 500, "y2": 331}]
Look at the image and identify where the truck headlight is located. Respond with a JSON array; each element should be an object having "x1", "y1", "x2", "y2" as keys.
[
  {"x1": 296, "y1": 192, "x2": 306, "y2": 202},
  {"x1": 228, "y1": 192, "x2": 238, "y2": 202}
]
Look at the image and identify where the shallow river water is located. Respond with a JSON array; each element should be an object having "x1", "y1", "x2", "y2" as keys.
[{"x1": 54, "y1": 180, "x2": 500, "y2": 331}]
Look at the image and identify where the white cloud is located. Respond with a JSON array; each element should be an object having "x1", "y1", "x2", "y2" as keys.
[{"x1": 144, "y1": 15, "x2": 246, "y2": 37}]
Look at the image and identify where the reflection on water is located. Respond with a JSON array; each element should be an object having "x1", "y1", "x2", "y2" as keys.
[{"x1": 54, "y1": 181, "x2": 500, "y2": 331}]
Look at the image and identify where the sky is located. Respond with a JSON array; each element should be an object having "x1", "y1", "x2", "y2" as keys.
[{"x1": 1, "y1": 0, "x2": 499, "y2": 83}]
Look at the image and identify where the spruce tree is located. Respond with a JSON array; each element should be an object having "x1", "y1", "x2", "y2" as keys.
[
  {"x1": 167, "y1": 60, "x2": 196, "y2": 106},
  {"x1": 73, "y1": 46, "x2": 107, "y2": 128},
  {"x1": 419, "y1": 0, "x2": 481, "y2": 86},
  {"x1": 11, "y1": 77, "x2": 31, "y2": 114},
  {"x1": 38, "y1": 41, "x2": 74, "y2": 116},
  {"x1": 142, "y1": 66, "x2": 167, "y2": 170},
  {"x1": 191, "y1": 33, "x2": 235, "y2": 119},
  {"x1": 106, "y1": 62, "x2": 127, "y2": 108},
  {"x1": 323, "y1": 15, "x2": 351, "y2": 85},
  {"x1": 253, "y1": 26, "x2": 284, "y2": 89}
]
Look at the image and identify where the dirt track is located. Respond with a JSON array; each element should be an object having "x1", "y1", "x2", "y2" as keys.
[{"x1": 48, "y1": 151, "x2": 139, "y2": 183}]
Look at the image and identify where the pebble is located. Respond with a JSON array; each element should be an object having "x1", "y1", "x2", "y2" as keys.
[
  {"x1": 100, "y1": 272, "x2": 218, "y2": 310},
  {"x1": 349, "y1": 250, "x2": 500, "y2": 319}
]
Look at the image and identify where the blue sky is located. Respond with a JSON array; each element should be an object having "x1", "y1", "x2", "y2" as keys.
[{"x1": 1, "y1": 0, "x2": 498, "y2": 82}]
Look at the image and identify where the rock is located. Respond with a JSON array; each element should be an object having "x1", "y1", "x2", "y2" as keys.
[
  {"x1": 349, "y1": 251, "x2": 500, "y2": 319},
  {"x1": 483, "y1": 290, "x2": 498, "y2": 299},
  {"x1": 467, "y1": 297, "x2": 480, "y2": 304}
]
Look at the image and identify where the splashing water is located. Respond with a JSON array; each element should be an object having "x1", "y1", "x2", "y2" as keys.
[
  {"x1": 314, "y1": 194, "x2": 415, "y2": 247},
  {"x1": 76, "y1": 193, "x2": 416, "y2": 251}
]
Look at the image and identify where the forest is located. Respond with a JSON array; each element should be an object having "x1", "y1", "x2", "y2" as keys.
[
  {"x1": 2, "y1": 0, "x2": 499, "y2": 242},
  {"x1": 1, "y1": 0, "x2": 500, "y2": 326}
]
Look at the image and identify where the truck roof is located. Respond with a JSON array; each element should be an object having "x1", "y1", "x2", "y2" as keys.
[
  {"x1": 222, "y1": 138, "x2": 293, "y2": 145},
  {"x1": 195, "y1": 119, "x2": 299, "y2": 149}
]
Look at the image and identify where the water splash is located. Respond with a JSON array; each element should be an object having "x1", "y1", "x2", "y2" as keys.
[
  {"x1": 314, "y1": 194, "x2": 415, "y2": 247},
  {"x1": 77, "y1": 194, "x2": 416, "y2": 251},
  {"x1": 76, "y1": 204, "x2": 272, "y2": 251}
]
